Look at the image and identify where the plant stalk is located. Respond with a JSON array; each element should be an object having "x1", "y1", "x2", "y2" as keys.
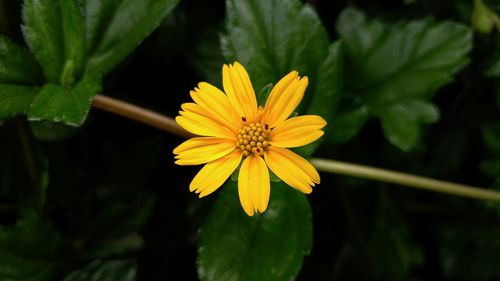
[
  {"x1": 92, "y1": 95, "x2": 195, "y2": 139},
  {"x1": 310, "y1": 158, "x2": 500, "y2": 202},
  {"x1": 91, "y1": 94, "x2": 500, "y2": 203}
]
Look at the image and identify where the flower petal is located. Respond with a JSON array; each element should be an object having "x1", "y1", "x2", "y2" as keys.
[
  {"x1": 238, "y1": 155, "x2": 270, "y2": 216},
  {"x1": 264, "y1": 146, "x2": 320, "y2": 194},
  {"x1": 263, "y1": 71, "x2": 298, "y2": 111},
  {"x1": 176, "y1": 103, "x2": 236, "y2": 138},
  {"x1": 174, "y1": 137, "x2": 236, "y2": 166},
  {"x1": 222, "y1": 62, "x2": 257, "y2": 121},
  {"x1": 270, "y1": 115, "x2": 327, "y2": 148},
  {"x1": 190, "y1": 82, "x2": 242, "y2": 130},
  {"x1": 262, "y1": 72, "x2": 308, "y2": 128},
  {"x1": 189, "y1": 151, "x2": 242, "y2": 197}
]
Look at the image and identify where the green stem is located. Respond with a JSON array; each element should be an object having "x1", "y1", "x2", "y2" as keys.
[
  {"x1": 91, "y1": 94, "x2": 500, "y2": 203},
  {"x1": 310, "y1": 158, "x2": 500, "y2": 203},
  {"x1": 17, "y1": 121, "x2": 45, "y2": 211}
]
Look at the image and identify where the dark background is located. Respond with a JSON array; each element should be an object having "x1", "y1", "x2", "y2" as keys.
[{"x1": 1, "y1": 0, "x2": 500, "y2": 280}]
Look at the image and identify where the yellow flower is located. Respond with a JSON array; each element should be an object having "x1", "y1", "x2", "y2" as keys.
[{"x1": 173, "y1": 62, "x2": 326, "y2": 216}]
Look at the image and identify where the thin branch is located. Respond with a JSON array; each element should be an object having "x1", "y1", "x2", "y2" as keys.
[
  {"x1": 92, "y1": 95, "x2": 195, "y2": 139},
  {"x1": 91, "y1": 94, "x2": 500, "y2": 203},
  {"x1": 311, "y1": 158, "x2": 500, "y2": 203}
]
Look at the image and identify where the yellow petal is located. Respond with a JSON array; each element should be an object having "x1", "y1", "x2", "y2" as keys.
[
  {"x1": 270, "y1": 115, "x2": 327, "y2": 148},
  {"x1": 264, "y1": 146, "x2": 320, "y2": 193},
  {"x1": 189, "y1": 151, "x2": 242, "y2": 197},
  {"x1": 262, "y1": 73, "x2": 308, "y2": 128},
  {"x1": 237, "y1": 156, "x2": 253, "y2": 216},
  {"x1": 190, "y1": 82, "x2": 242, "y2": 130},
  {"x1": 263, "y1": 71, "x2": 298, "y2": 112},
  {"x1": 174, "y1": 137, "x2": 236, "y2": 166},
  {"x1": 254, "y1": 155, "x2": 271, "y2": 213},
  {"x1": 270, "y1": 130, "x2": 324, "y2": 148},
  {"x1": 173, "y1": 137, "x2": 232, "y2": 154},
  {"x1": 238, "y1": 155, "x2": 270, "y2": 216},
  {"x1": 176, "y1": 103, "x2": 236, "y2": 138},
  {"x1": 222, "y1": 62, "x2": 257, "y2": 121}
]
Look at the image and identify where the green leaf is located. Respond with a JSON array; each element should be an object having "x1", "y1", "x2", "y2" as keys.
[
  {"x1": 30, "y1": 121, "x2": 80, "y2": 141},
  {"x1": 84, "y1": 0, "x2": 181, "y2": 75},
  {"x1": 379, "y1": 100, "x2": 439, "y2": 151},
  {"x1": 197, "y1": 181, "x2": 312, "y2": 281},
  {"x1": 0, "y1": 210, "x2": 67, "y2": 281},
  {"x1": 295, "y1": 40, "x2": 344, "y2": 157},
  {"x1": 335, "y1": 8, "x2": 472, "y2": 150},
  {"x1": 62, "y1": 260, "x2": 137, "y2": 281},
  {"x1": 0, "y1": 35, "x2": 43, "y2": 85},
  {"x1": 81, "y1": 194, "x2": 154, "y2": 258},
  {"x1": 0, "y1": 85, "x2": 38, "y2": 119},
  {"x1": 438, "y1": 225, "x2": 500, "y2": 280},
  {"x1": 483, "y1": 123, "x2": 500, "y2": 155},
  {"x1": 481, "y1": 123, "x2": 500, "y2": 180},
  {"x1": 366, "y1": 195, "x2": 423, "y2": 280},
  {"x1": 326, "y1": 105, "x2": 369, "y2": 144},
  {"x1": 22, "y1": 0, "x2": 86, "y2": 84},
  {"x1": 83, "y1": 234, "x2": 144, "y2": 259},
  {"x1": 28, "y1": 72, "x2": 102, "y2": 126},
  {"x1": 221, "y1": 0, "x2": 330, "y2": 109},
  {"x1": 485, "y1": 49, "x2": 500, "y2": 77},
  {"x1": 0, "y1": 35, "x2": 43, "y2": 120},
  {"x1": 195, "y1": 24, "x2": 225, "y2": 85}
]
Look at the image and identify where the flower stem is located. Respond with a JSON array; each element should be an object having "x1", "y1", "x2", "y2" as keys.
[
  {"x1": 92, "y1": 94, "x2": 195, "y2": 139},
  {"x1": 310, "y1": 158, "x2": 500, "y2": 202},
  {"x1": 91, "y1": 94, "x2": 500, "y2": 203}
]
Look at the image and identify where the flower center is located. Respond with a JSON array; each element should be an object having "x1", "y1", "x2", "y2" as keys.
[{"x1": 236, "y1": 122, "x2": 271, "y2": 156}]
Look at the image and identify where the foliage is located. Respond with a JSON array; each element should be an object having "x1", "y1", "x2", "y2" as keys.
[
  {"x1": 197, "y1": 181, "x2": 311, "y2": 281},
  {"x1": 0, "y1": 0, "x2": 499, "y2": 280},
  {"x1": 331, "y1": 8, "x2": 472, "y2": 151}
]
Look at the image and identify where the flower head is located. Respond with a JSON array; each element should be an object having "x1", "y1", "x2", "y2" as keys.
[{"x1": 174, "y1": 62, "x2": 326, "y2": 216}]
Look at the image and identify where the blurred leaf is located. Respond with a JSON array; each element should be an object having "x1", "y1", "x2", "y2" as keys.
[
  {"x1": 439, "y1": 225, "x2": 500, "y2": 280},
  {"x1": 482, "y1": 123, "x2": 500, "y2": 155},
  {"x1": 22, "y1": 0, "x2": 86, "y2": 84},
  {"x1": 80, "y1": 195, "x2": 154, "y2": 259},
  {"x1": 30, "y1": 121, "x2": 80, "y2": 141},
  {"x1": 28, "y1": 72, "x2": 102, "y2": 126},
  {"x1": 81, "y1": 194, "x2": 155, "y2": 258},
  {"x1": 55, "y1": 139, "x2": 160, "y2": 259},
  {"x1": 0, "y1": 85, "x2": 38, "y2": 119},
  {"x1": 0, "y1": 210, "x2": 67, "y2": 281},
  {"x1": 481, "y1": 123, "x2": 500, "y2": 180},
  {"x1": 221, "y1": 0, "x2": 330, "y2": 110},
  {"x1": 379, "y1": 100, "x2": 439, "y2": 151},
  {"x1": 89, "y1": 198, "x2": 154, "y2": 240},
  {"x1": 197, "y1": 181, "x2": 312, "y2": 281},
  {"x1": 485, "y1": 50, "x2": 500, "y2": 77},
  {"x1": 335, "y1": 8, "x2": 472, "y2": 150},
  {"x1": 195, "y1": 24, "x2": 225, "y2": 85},
  {"x1": 471, "y1": 0, "x2": 500, "y2": 34},
  {"x1": 366, "y1": 195, "x2": 423, "y2": 280},
  {"x1": 0, "y1": 35, "x2": 42, "y2": 85},
  {"x1": 83, "y1": 233, "x2": 144, "y2": 259},
  {"x1": 84, "y1": 0, "x2": 181, "y2": 75},
  {"x1": 327, "y1": 105, "x2": 369, "y2": 144},
  {"x1": 62, "y1": 259, "x2": 137, "y2": 281}
]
